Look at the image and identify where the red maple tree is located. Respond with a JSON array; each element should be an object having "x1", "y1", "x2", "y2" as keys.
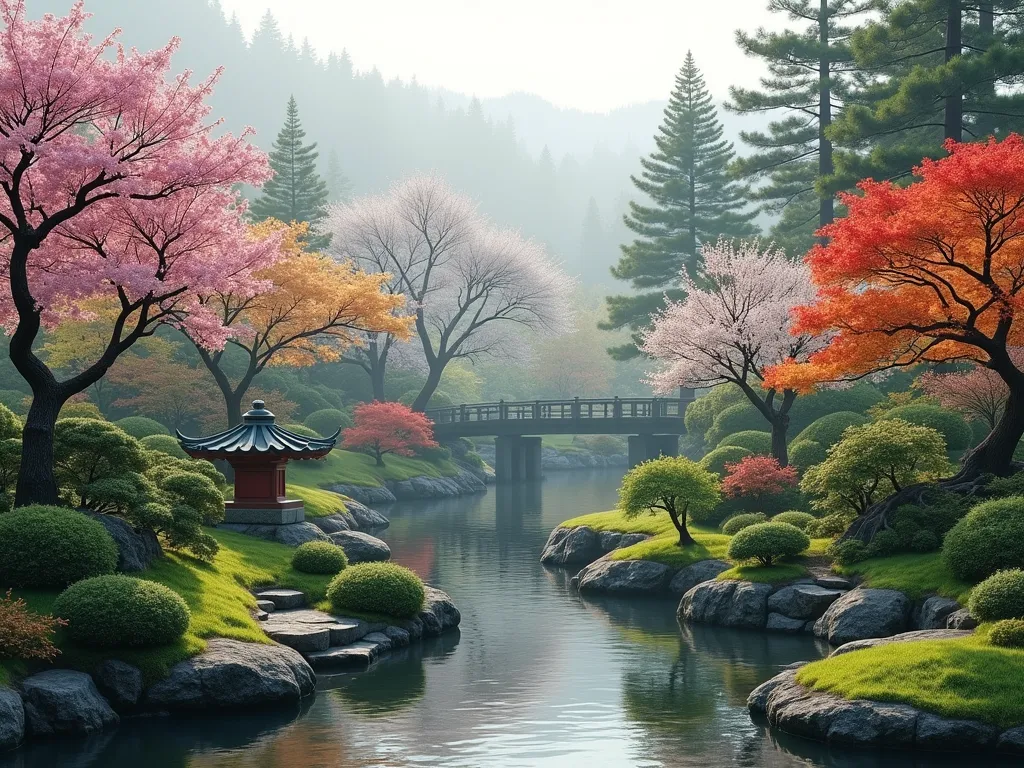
[
  {"x1": 342, "y1": 401, "x2": 437, "y2": 466},
  {"x1": 722, "y1": 456, "x2": 798, "y2": 512}
]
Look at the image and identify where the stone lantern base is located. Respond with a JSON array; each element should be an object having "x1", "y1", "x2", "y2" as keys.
[{"x1": 223, "y1": 500, "x2": 305, "y2": 525}]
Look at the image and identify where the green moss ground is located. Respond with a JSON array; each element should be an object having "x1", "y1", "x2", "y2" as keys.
[
  {"x1": 796, "y1": 628, "x2": 1024, "y2": 728},
  {"x1": 839, "y1": 552, "x2": 973, "y2": 602},
  {"x1": 286, "y1": 449, "x2": 459, "y2": 489},
  {"x1": 5, "y1": 529, "x2": 334, "y2": 686},
  {"x1": 717, "y1": 563, "x2": 809, "y2": 584},
  {"x1": 285, "y1": 484, "x2": 348, "y2": 517}
]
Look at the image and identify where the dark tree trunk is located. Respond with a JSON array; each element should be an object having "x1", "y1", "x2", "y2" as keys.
[
  {"x1": 953, "y1": 382, "x2": 1024, "y2": 480},
  {"x1": 411, "y1": 361, "x2": 446, "y2": 413},
  {"x1": 225, "y1": 389, "x2": 246, "y2": 429},
  {"x1": 668, "y1": 507, "x2": 695, "y2": 546},
  {"x1": 369, "y1": 362, "x2": 386, "y2": 402},
  {"x1": 976, "y1": 2, "x2": 996, "y2": 138},
  {"x1": 944, "y1": 0, "x2": 963, "y2": 141},
  {"x1": 770, "y1": 415, "x2": 790, "y2": 468},
  {"x1": 15, "y1": 388, "x2": 64, "y2": 506},
  {"x1": 818, "y1": 0, "x2": 835, "y2": 241},
  {"x1": 375, "y1": 451, "x2": 385, "y2": 467}
]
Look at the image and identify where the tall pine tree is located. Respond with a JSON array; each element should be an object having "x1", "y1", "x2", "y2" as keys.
[
  {"x1": 326, "y1": 149, "x2": 353, "y2": 202},
  {"x1": 729, "y1": 1, "x2": 870, "y2": 256},
  {"x1": 250, "y1": 96, "x2": 332, "y2": 249},
  {"x1": 603, "y1": 52, "x2": 757, "y2": 358}
]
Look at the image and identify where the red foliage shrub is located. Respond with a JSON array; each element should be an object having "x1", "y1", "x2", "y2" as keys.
[
  {"x1": 0, "y1": 590, "x2": 66, "y2": 662},
  {"x1": 722, "y1": 455, "x2": 798, "y2": 511},
  {"x1": 342, "y1": 401, "x2": 437, "y2": 466}
]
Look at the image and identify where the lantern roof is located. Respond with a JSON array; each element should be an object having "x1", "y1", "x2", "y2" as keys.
[{"x1": 177, "y1": 400, "x2": 338, "y2": 458}]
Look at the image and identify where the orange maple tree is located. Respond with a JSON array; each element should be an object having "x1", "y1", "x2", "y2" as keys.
[
  {"x1": 766, "y1": 135, "x2": 1024, "y2": 478},
  {"x1": 341, "y1": 401, "x2": 437, "y2": 466}
]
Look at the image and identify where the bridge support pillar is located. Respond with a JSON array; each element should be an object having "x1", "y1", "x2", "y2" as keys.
[
  {"x1": 628, "y1": 434, "x2": 679, "y2": 468},
  {"x1": 495, "y1": 436, "x2": 542, "y2": 482}
]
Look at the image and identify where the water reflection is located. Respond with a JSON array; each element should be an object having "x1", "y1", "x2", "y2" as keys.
[{"x1": 6, "y1": 471, "x2": 1015, "y2": 767}]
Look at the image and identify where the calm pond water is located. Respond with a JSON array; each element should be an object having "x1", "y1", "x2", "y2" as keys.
[{"x1": 5, "y1": 470, "x2": 1015, "y2": 768}]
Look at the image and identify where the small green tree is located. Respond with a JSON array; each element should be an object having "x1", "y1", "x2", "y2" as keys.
[
  {"x1": 618, "y1": 456, "x2": 721, "y2": 546},
  {"x1": 800, "y1": 419, "x2": 948, "y2": 517}
]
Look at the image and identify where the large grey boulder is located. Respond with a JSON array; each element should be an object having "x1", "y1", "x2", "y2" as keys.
[
  {"x1": 914, "y1": 596, "x2": 961, "y2": 630},
  {"x1": 916, "y1": 712, "x2": 998, "y2": 751},
  {"x1": 768, "y1": 584, "x2": 845, "y2": 621},
  {"x1": 946, "y1": 608, "x2": 978, "y2": 630},
  {"x1": 328, "y1": 530, "x2": 391, "y2": 563},
  {"x1": 90, "y1": 512, "x2": 161, "y2": 572},
  {"x1": 577, "y1": 559, "x2": 674, "y2": 594},
  {"x1": 618, "y1": 533, "x2": 649, "y2": 548},
  {"x1": 678, "y1": 579, "x2": 773, "y2": 629},
  {"x1": 829, "y1": 629, "x2": 972, "y2": 657},
  {"x1": 0, "y1": 686, "x2": 24, "y2": 751},
  {"x1": 144, "y1": 639, "x2": 314, "y2": 711},
  {"x1": 540, "y1": 526, "x2": 603, "y2": 566},
  {"x1": 343, "y1": 500, "x2": 390, "y2": 531},
  {"x1": 93, "y1": 660, "x2": 143, "y2": 711},
  {"x1": 668, "y1": 559, "x2": 731, "y2": 597},
  {"x1": 998, "y1": 726, "x2": 1024, "y2": 754},
  {"x1": 598, "y1": 531, "x2": 622, "y2": 551},
  {"x1": 20, "y1": 670, "x2": 118, "y2": 737},
  {"x1": 416, "y1": 586, "x2": 461, "y2": 637},
  {"x1": 217, "y1": 521, "x2": 329, "y2": 547},
  {"x1": 813, "y1": 589, "x2": 911, "y2": 646},
  {"x1": 766, "y1": 612, "x2": 807, "y2": 633},
  {"x1": 328, "y1": 483, "x2": 397, "y2": 506}
]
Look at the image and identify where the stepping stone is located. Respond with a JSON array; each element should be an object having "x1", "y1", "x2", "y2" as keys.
[
  {"x1": 327, "y1": 620, "x2": 367, "y2": 646},
  {"x1": 267, "y1": 609, "x2": 339, "y2": 626},
  {"x1": 255, "y1": 589, "x2": 305, "y2": 610},
  {"x1": 264, "y1": 624, "x2": 330, "y2": 652},
  {"x1": 254, "y1": 610, "x2": 269, "y2": 622},
  {"x1": 362, "y1": 631, "x2": 393, "y2": 653},
  {"x1": 255, "y1": 600, "x2": 276, "y2": 613},
  {"x1": 305, "y1": 641, "x2": 381, "y2": 672},
  {"x1": 814, "y1": 576, "x2": 853, "y2": 591}
]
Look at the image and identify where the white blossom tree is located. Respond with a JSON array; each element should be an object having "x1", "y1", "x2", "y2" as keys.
[
  {"x1": 328, "y1": 175, "x2": 572, "y2": 409},
  {"x1": 642, "y1": 240, "x2": 825, "y2": 466}
]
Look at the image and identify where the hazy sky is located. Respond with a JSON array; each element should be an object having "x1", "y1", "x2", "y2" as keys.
[{"x1": 219, "y1": 1, "x2": 785, "y2": 113}]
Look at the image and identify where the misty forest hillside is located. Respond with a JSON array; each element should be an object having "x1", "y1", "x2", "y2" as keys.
[{"x1": 36, "y1": 0, "x2": 768, "y2": 285}]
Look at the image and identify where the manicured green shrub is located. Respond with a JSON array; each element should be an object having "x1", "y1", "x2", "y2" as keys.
[
  {"x1": 794, "y1": 412, "x2": 869, "y2": 449},
  {"x1": 806, "y1": 510, "x2": 857, "y2": 539},
  {"x1": 721, "y1": 512, "x2": 767, "y2": 536},
  {"x1": 910, "y1": 530, "x2": 941, "y2": 553},
  {"x1": 727, "y1": 521, "x2": 810, "y2": 566},
  {"x1": 0, "y1": 505, "x2": 117, "y2": 588},
  {"x1": 292, "y1": 541, "x2": 349, "y2": 575},
  {"x1": 772, "y1": 511, "x2": 816, "y2": 530},
  {"x1": 879, "y1": 404, "x2": 972, "y2": 451},
  {"x1": 282, "y1": 423, "x2": 322, "y2": 438},
  {"x1": 140, "y1": 434, "x2": 189, "y2": 459},
  {"x1": 0, "y1": 389, "x2": 27, "y2": 415},
  {"x1": 60, "y1": 401, "x2": 105, "y2": 421},
  {"x1": 303, "y1": 408, "x2": 351, "y2": 438},
  {"x1": 416, "y1": 444, "x2": 452, "y2": 462},
  {"x1": 867, "y1": 529, "x2": 902, "y2": 557},
  {"x1": 705, "y1": 403, "x2": 765, "y2": 448},
  {"x1": 699, "y1": 445, "x2": 752, "y2": 477},
  {"x1": 827, "y1": 539, "x2": 869, "y2": 566},
  {"x1": 620, "y1": 456, "x2": 721, "y2": 544},
  {"x1": 717, "y1": 430, "x2": 772, "y2": 455},
  {"x1": 990, "y1": 619, "x2": 1024, "y2": 648},
  {"x1": 114, "y1": 416, "x2": 168, "y2": 439},
  {"x1": 968, "y1": 569, "x2": 1024, "y2": 622},
  {"x1": 684, "y1": 385, "x2": 747, "y2": 444},
  {"x1": 889, "y1": 495, "x2": 969, "y2": 550},
  {"x1": 54, "y1": 575, "x2": 189, "y2": 648},
  {"x1": 578, "y1": 435, "x2": 626, "y2": 457},
  {"x1": 789, "y1": 440, "x2": 826, "y2": 472},
  {"x1": 943, "y1": 497, "x2": 1024, "y2": 581},
  {"x1": 0, "y1": 403, "x2": 21, "y2": 440},
  {"x1": 788, "y1": 383, "x2": 884, "y2": 433},
  {"x1": 327, "y1": 562, "x2": 426, "y2": 619}
]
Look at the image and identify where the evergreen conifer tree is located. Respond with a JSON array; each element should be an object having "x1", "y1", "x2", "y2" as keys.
[
  {"x1": 579, "y1": 197, "x2": 610, "y2": 277},
  {"x1": 603, "y1": 52, "x2": 757, "y2": 359},
  {"x1": 250, "y1": 96, "x2": 332, "y2": 249},
  {"x1": 326, "y1": 149, "x2": 353, "y2": 202},
  {"x1": 729, "y1": 0, "x2": 870, "y2": 256}
]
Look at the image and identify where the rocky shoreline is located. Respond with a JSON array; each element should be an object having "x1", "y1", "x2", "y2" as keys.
[{"x1": 329, "y1": 465, "x2": 490, "y2": 506}]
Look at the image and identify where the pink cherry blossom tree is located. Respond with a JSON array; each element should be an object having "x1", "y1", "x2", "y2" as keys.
[
  {"x1": 917, "y1": 355, "x2": 1024, "y2": 431},
  {"x1": 0, "y1": 1, "x2": 275, "y2": 504},
  {"x1": 642, "y1": 239, "x2": 825, "y2": 466},
  {"x1": 328, "y1": 174, "x2": 572, "y2": 410}
]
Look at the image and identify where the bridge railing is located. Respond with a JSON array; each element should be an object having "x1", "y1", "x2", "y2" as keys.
[{"x1": 425, "y1": 397, "x2": 688, "y2": 425}]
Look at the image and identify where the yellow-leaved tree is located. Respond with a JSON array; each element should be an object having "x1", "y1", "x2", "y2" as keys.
[{"x1": 187, "y1": 220, "x2": 412, "y2": 426}]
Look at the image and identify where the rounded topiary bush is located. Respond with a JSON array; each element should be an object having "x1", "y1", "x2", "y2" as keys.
[
  {"x1": 303, "y1": 408, "x2": 351, "y2": 438},
  {"x1": 867, "y1": 529, "x2": 903, "y2": 557},
  {"x1": 140, "y1": 433, "x2": 189, "y2": 459},
  {"x1": 772, "y1": 511, "x2": 815, "y2": 530},
  {"x1": 910, "y1": 529, "x2": 940, "y2": 553},
  {"x1": 806, "y1": 511, "x2": 856, "y2": 539},
  {"x1": 326, "y1": 562, "x2": 426, "y2": 619},
  {"x1": 292, "y1": 541, "x2": 349, "y2": 575},
  {"x1": 879, "y1": 404, "x2": 972, "y2": 451},
  {"x1": 115, "y1": 416, "x2": 169, "y2": 439},
  {"x1": 717, "y1": 430, "x2": 772, "y2": 455},
  {"x1": 705, "y1": 403, "x2": 765, "y2": 448},
  {"x1": 0, "y1": 505, "x2": 118, "y2": 588},
  {"x1": 990, "y1": 619, "x2": 1024, "y2": 648},
  {"x1": 943, "y1": 497, "x2": 1024, "y2": 581},
  {"x1": 727, "y1": 521, "x2": 810, "y2": 566},
  {"x1": 827, "y1": 539, "x2": 869, "y2": 566},
  {"x1": 55, "y1": 575, "x2": 189, "y2": 648},
  {"x1": 722, "y1": 512, "x2": 768, "y2": 536},
  {"x1": 789, "y1": 440, "x2": 826, "y2": 472},
  {"x1": 968, "y1": 569, "x2": 1024, "y2": 622},
  {"x1": 60, "y1": 401, "x2": 105, "y2": 421},
  {"x1": 699, "y1": 445, "x2": 752, "y2": 478},
  {"x1": 282, "y1": 423, "x2": 322, "y2": 438},
  {"x1": 794, "y1": 411, "x2": 869, "y2": 449}
]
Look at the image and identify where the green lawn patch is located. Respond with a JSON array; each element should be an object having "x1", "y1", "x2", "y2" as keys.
[
  {"x1": 717, "y1": 563, "x2": 808, "y2": 584},
  {"x1": 560, "y1": 509, "x2": 677, "y2": 536},
  {"x1": 285, "y1": 484, "x2": 348, "y2": 517},
  {"x1": 839, "y1": 552, "x2": 973, "y2": 602},
  {"x1": 286, "y1": 449, "x2": 459, "y2": 489},
  {"x1": 796, "y1": 630, "x2": 1024, "y2": 728},
  {"x1": 9, "y1": 529, "x2": 334, "y2": 686}
]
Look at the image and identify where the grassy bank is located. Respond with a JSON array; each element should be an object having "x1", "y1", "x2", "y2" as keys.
[
  {"x1": 796, "y1": 628, "x2": 1024, "y2": 728},
  {"x1": 285, "y1": 484, "x2": 349, "y2": 518},
  {"x1": 838, "y1": 552, "x2": 973, "y2": 603},
  {"x1": 287, "y1": 448, "x2": 459, "y2": 489},
  {"x1": 6, "y1": 529, "x2": 334, "y2": 686}
]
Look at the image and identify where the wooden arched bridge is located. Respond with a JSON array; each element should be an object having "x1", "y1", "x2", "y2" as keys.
[{"x1": 425, "y1": 392, "x2": 694, "y2": 482}]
